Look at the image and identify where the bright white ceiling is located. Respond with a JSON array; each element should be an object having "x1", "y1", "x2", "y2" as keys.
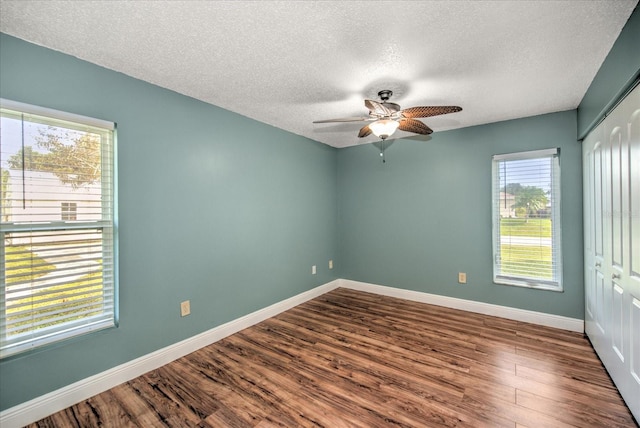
[{"x1": 0, "y1": 1, "x2": 637, "y2": 148}]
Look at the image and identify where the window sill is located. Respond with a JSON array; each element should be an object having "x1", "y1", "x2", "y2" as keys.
[{"x1": 494, "y1": 276, "x2": 563, "y2": 292}]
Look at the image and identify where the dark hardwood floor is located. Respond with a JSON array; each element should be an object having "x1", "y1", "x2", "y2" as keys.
[{"x1": 29, "y1": 288, "x2": 637, "y2": 427}]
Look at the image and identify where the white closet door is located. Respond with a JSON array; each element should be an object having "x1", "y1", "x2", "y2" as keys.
[
  {"x1": 584, "y1": 83, "x2": 640, "y2": 420},
  {"x1": 627, "y1": 86, "x2": 640, "y2": 418},
  {"x1": 584, "y1": 123, "x2": 606, "y2": 340}
]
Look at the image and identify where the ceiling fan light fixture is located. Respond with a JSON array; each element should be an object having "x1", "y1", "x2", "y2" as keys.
[{"x1": 369, "y1": 119, "x2": 399, "y2": 140}]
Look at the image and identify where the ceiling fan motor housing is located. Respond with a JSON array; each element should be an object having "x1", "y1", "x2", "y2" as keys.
[
  {"x1": 377, "y1": 90, "x2": 400, "y2": 115},
  {"x1": 381, "y1": 102, "x2": 401, "y2": 114}
]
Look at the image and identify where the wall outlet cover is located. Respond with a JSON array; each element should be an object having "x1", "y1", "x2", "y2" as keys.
[{"x1": 180, "y1": 300, "x2": 191, "y2": 317}]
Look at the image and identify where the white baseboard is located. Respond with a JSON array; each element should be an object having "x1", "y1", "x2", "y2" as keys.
[
  {"x1": 2, "y1": 278, "x2": 584, "y2": 427},
  {"x1": 338, "y1": 279, "x2": 584, "y2": 333},
  {"x1": 0, "y1": 280, "x2": 340, "y2": 428}
]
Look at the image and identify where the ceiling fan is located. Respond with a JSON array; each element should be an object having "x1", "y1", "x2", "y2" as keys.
[{"x1": 313, "y1": 90, "x2": 462, "y2": 140}]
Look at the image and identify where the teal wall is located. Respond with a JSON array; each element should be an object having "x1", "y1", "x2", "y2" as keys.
[
  {"x1": 338, "y1": 110, "x2": 584, "y2": 319},
  {"x1": 578, "y1": 4, "x2": 640, "y2": 139},
  {"x1": 0, "y1": 33, "x2": 339, "y2": 410}
]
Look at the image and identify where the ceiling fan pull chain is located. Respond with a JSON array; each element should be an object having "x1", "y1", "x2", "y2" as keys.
[{"x1": 381, "y1": 139, "x2": 386, "y2": 163}]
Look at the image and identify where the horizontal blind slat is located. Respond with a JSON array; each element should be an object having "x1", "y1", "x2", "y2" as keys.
[{"x1": 5, "y1": 280, "x2": 107, "y2": 307}]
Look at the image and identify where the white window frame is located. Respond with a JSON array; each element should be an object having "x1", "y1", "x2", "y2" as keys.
[
  {"x1": 491, "y1": 148, "x2": 563, "y2": 291},
  {"x1": 0, "y1": 99, "x2": 117, "y2": 358}
]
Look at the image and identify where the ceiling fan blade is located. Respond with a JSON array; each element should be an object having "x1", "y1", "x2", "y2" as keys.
[
  {"x1": 365, "y1": 99, "x2": 392, "y2": 117},
  {"x1": 313, "y1": 116, "x2": 373, "y2": 123},
  {"x1": 358, "y1": 124, "x2": 372, "y2": 138},
  {"x1": 401, "y1": 106, "x2": 462, "y2": 119},
  {"x1": 398, "y1": 118, "x2": 433, "y2": 135}
]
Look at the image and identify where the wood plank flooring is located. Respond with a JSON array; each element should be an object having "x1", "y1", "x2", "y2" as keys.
[{"x1": 28, "y1": 288, "x2": 638, "y2": 427}]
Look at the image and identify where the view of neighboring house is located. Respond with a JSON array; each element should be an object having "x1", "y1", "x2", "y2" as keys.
[{"x1": 3, "y1": 169, "x2": 102, "y2": 223}]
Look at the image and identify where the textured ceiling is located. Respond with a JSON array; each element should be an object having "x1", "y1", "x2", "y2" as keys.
[{"x1": 0, "y1": 1, "x2": 637, "y2": 148}]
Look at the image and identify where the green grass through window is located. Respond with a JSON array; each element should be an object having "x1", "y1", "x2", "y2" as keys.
[
  {"x1": 4, "y1": 247, "x2": 104, "y2": 336},
  {"x1": 500, "y1": 244, "x2": 552, "y2": 279},
  {"x1": 500, "y1": 218, "x2": 551, "y2": 238}
]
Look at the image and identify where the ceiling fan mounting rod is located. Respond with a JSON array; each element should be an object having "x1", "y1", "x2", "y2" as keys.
[{"x1": 378, "y1": 89, "x2": 393, "y2": 101}]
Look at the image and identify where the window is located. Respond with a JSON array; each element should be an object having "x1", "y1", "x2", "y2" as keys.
[
  {"x1": 492, "y1": 148, "x2": 562, "y2": 291},
  {"x1": 61, "y1": 202, "x2": 78, "y2": 221},
  {"x1": 1, "y1": 99, "x2": 116, "y2": 358}
]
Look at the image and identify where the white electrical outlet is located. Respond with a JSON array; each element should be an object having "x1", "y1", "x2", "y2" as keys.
[
  {"x1": 312, "y1": 265, "x2": 317, "y2": 275},
  {"x1": 458, "y1": 272, "x2": 467, "y2": 284},
  {"x1": 329, "y1": 259, "x2": 333, "y2": 269},
  {"x1": 180, "y1": 300, "x2": 191, "y2": 317}
]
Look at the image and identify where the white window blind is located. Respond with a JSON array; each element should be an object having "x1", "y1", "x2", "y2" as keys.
[
  {"x1": 0, "y1": 99, "x2": 116, "y2": 358},
  {"x1": 492, "y1": 148, "x2": 562, "y2": 291}
]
